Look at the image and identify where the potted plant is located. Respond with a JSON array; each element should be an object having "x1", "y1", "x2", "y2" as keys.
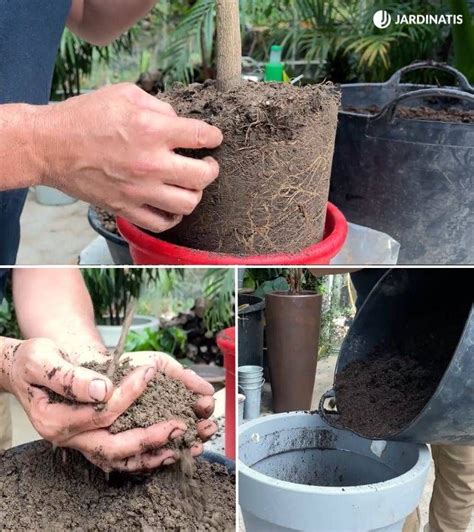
[
  {"x1": 264, "y1": 268, "x2": 324, "y2": 413},
  {"x1": 82, "y1": 268, "x2": 159, "y2": 349}
]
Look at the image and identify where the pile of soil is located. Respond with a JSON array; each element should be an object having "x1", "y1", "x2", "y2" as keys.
[
  {"x1": 94, "y1": 206, "x2": 119, "y2": 236},
  {"x1": 334, "y1": 351, "x2": 448, "y2": 438},
  {"x1": 346, "y1": 104, "x2": 473, "y2": 123},
  {"x1": 48, "y1": 359, "x2": 200, "y2": 449},
  {"x1": 0, "y1": 440, "x2": 235, "y2": 531},
  {"x1": 158, "y1": 80, "x2": 340, "y2": 255}
]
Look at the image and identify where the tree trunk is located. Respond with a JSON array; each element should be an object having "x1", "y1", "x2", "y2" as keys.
[{"x1": 216, "y1": 0, "x2": 242, "y2": 91}]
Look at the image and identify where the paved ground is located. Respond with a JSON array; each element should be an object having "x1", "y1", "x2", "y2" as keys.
[
  {"x1": 241, "y1": 352, "x2": 436, "y2": 531},
  {"x1": 17, "y1": 190, "x2": 95, "y2": 265}
]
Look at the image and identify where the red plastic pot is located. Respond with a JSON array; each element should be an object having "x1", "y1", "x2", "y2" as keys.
[
  {"x1": 216, "y1": 327, "x2": 236, "y2": 460},
  {"x1": 116, "y1": 202, "x2": 347, "y2": 265}
]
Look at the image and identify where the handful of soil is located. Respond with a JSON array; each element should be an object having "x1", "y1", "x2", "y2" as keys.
[
  {"x1": 158, "y1": 79, "x2": 340, "y2": 256},
  {"x1": 346, "y1": 104, "x2": 473, "y2": 123},
  {"x1": 48, "y1": 359, "x2": 201, "y2": 449},
  {"x1": 0, "y1": 440, "x2": 235, "y2": 531}
]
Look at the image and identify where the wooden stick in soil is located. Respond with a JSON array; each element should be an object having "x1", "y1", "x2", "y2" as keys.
[
  {"x1": 107, "y1": 299, "x2": 137, "y2": 377},
  {"x1": 216, "y1": 0, "x2": 243, "y2": 92}
]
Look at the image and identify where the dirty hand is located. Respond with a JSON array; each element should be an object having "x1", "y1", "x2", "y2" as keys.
[
  {"x1": 68, "y1": 351, "x2": 218, "y2": 472},
  {"x1": 35, "y1": 83, "x2": 223, "y2": 233},
  {"x1": 0, "y1": 338, "x2": 185, "y2": 472}
]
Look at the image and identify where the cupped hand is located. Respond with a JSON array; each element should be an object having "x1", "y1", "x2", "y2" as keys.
[
  {"x1": 1, "y1": 339, "x2": 187, "y2": 471},
  {"x1": 36, "y1": 83, "x2": 223, "y2": 233},
  {"x1": 66, "y1": 351, "x2": 218, "y2": 472}
]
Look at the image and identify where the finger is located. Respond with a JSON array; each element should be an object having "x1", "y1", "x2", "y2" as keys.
[
  {"x1": 162, "y1": 155, "x2": 219, "y2": 191},
  {"x1": 153, "y1": 356, "x2": 215, "y2": 396},
  {"x1": 141, "y1": 98, "x2": 177, "y2": 117},
  {"x1": 28, "y1": 386, "x2": 102, "y2": 441},
  {"x1": 33, "y1": 364, "x2": 158, "y2": 436},
  {"x1": 66, "y1": 420, "x2": 186, "y2": 461},
  {"x1": 27, "y1": 344, "x2": 113, "y2": 403},
  {"x1": 144, "y1": 184, "x2": 202, "y2": 216},
  {"x1": 178, "y1": 368, "x2": 215, "y2": 396},
  {"x1": 113, "y1": 448, "x2": 177, "y2": 472},
  {"x1": 164, "y1": 117, "x2": 223, "y2": 150},
  {"x1": 124, "y1": 205, "x2": 183, "y2": 233},
  {"x1": 196, "y1": 419, "x2": 218, "y2": 442},
  {"x1": 190, "y1": 442, "x2": 204, "y2": 458},
  {"x1": 193, "y1": 395, "x2": 215, "y2": 419}
]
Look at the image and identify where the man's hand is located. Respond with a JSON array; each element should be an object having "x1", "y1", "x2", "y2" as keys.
[
  {"x1": 35, "y1": 84, "x2": 223, "y2": 233},
  {"x1": 0, "y1": 339, "x2": 216, "y2": 472}
]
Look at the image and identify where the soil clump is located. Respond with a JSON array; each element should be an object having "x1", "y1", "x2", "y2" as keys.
[
  {"x1": 346, "y1": 104, "x2": 473, "y2": 123},
  {"x1": 158, "y1": 80, "x2": 340, "y2": 255},
  {"x1": 0, "y1": 440, "x2": 235, "y2": 531},
  {"x1": 47, "y1": 359, "x2": 200, "y2": 448}
]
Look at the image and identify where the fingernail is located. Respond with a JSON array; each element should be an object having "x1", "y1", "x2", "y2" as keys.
[
  {"x1": 89, "y1": 379, "x2": 107, "y2": 402},
  {"x1": 169, "y1": 428, "x2": 186, "y2": 440},
  {"x1": 144, "y1": 366, "x2": 156, "y2": 383},
  {"x1": 163, "y1": 458, "x2": 175, "y2": 466}
]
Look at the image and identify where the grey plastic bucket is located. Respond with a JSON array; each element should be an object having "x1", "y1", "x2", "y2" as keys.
[
  {"x1": 239, "y1": 411, "x2": 431, "y2": 531},
  {"x1": 320, "y1": 268, "x2": 474, "y2": 444}
]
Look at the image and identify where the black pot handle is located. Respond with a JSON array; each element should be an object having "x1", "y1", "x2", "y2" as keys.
[
  {"x1": 318, "y1": 388, "x2": 339, "y2": 425},
  {"x1": 369, "y1": 87, "x2": 474, "y2": 124},
  {"x1": 386, "y1": 61, "x2": 473, "y2": 93}
]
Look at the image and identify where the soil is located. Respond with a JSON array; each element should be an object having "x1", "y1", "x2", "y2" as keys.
[
  {"x1": 333, "y1": 306, "x2": 465, "y2": 438},
  {"x1": 47, "y1": 359, "x2": 200, "y2": 449},
  {"x1": 94, "y1": 206, "x2": 119, "y2": 236},
  {"x1": 346, "y1": 104, "x2": 474, "y2": 123},
  {"x1": 0, "y1": 439, "x2": 235, "y2": 531},
  {"x1": 334, "y1": 351, "x2": 447, "y2": 438},
  {"x1": 158, "y1": 79, "x2": 340, "y2": 255}
]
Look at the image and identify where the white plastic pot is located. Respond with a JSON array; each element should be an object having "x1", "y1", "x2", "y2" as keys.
[
  {"x1": 34, "y1": 185, "x2": 77, "y2": 206},
  {"x1": 97, "y1": 315, "x2": 159, "y2": 349},
  {"x1": 239, "y1": 411, "x2": 431, "y2": 532}
]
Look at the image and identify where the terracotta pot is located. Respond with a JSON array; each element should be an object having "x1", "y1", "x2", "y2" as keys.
[{"x1": 265, "y1": 291, "x2": 322, "y2": 412}]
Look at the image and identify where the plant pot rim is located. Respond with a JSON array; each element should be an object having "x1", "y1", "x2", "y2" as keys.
[
  {"x1": 96, "y1": 314, "x2": 159, "y2": 328},
  {"x1": 266, "y1": 290, "x2": 322, "y2": 298},
  {"x1": 88, "y1": 206, "x2": 128, "y2": 248},
  {"x1": 116, "y1": 202, "x2": 348, "y2": 265}
]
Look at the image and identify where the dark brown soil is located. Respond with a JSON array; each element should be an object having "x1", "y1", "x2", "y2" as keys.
[
  {"x1": 94, "y1": 206, "x2": 119, "y2": 235},
  {"x1": 334, "y1": 352, "x2": 447, "y2": 438},
  {"x1": 0, "y1": 440, "x2": 235, "y2": 531},
  {"x1": 159, "y1": 80, "x2": 340, "y2": 255},
  {"x1": 47, "y1": 359, "x2": 200, "y2": 448},
  {"x1": 346, "y1": 104, "x2": 473, "y2": 123}
]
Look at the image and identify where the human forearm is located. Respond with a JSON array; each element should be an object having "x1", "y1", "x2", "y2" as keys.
[
  {"x1": 0, "y1": 104, "x2": 46, "y2": 191},
  {"x1": 12, "y1": 269, "x2": 106, "y2": 363},
  {"x1": 67, "y1": 0, "x2": 156, "y2": 46}
]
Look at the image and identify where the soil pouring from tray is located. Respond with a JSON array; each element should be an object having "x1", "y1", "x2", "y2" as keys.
[
  {"x1": 157, "y1": 80, "x2": 340, "y2": 256},
  {"x1": 333, "y1": 305, "x2": 467, "y2": 439},
  {"x1": 0, "y1": 359, "x2": 236, "y2": 530}
]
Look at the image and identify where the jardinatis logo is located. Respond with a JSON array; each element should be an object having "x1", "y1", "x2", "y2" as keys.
[{"x1": 373, "y1": 9, "x2": 463, "y2": 29}]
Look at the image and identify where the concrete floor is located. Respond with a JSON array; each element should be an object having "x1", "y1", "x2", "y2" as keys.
[
  {"x1": 241, "y1": 352, "x2": 436, "y2": 531},
  {"x1": 17, "y1": 190, "x2": 95, "y2": 265}
]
